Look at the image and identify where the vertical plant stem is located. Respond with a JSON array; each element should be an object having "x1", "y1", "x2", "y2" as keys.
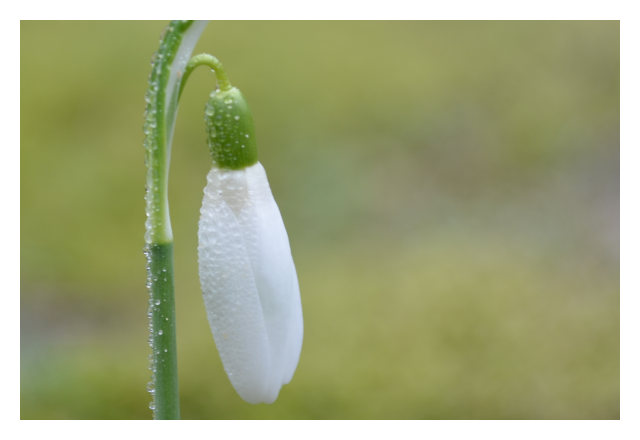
[
  {"x1": 143, "y1": 20, "x2": 207, "y2": 420},
  {"x1": 147, "y1": 243, "x2": 178, "y2": 419}
]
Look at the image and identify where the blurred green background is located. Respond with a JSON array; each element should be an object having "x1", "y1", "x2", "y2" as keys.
[{"x1": 21, "y1": 21, "x2": 619, "y2": 419}]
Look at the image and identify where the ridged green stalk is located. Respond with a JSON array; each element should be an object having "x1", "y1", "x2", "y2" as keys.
[{"x1": 143, "y1": 20, "x2": 208, "y2": 420}]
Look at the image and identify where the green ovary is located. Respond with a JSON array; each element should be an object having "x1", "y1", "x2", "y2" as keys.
[{"x1": 205, "y1": 87, "x2": 258, "y2": 170}]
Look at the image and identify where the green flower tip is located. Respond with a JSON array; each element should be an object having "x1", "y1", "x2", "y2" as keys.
[
  {"x1": 180, "y1": 53, "x2": 257, "y2": 170},
  {"x1": 205, "y1": 87, "x2": 258, "y2": 170}
]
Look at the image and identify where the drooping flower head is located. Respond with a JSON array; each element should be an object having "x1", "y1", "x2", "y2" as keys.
[{"x1": 197, "y1": 70, "x2": 303, "y2": 404}]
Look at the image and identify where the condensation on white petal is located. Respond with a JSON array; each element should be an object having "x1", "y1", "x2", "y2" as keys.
[
  {"x1": 198, "y1": 162, "x2": 303, "y2": 404},
  {"x1": 198, "y1": 168, "x2": 269, "y2": 403}
]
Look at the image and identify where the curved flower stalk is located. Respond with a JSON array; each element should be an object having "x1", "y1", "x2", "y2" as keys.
[{"x1": 194, "y1": 57, "x2": 303, "y2": 404}]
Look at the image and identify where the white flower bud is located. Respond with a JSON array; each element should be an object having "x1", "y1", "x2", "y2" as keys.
[{"x1": 198, "y1": 162, "x2": 303, "y2": 404}]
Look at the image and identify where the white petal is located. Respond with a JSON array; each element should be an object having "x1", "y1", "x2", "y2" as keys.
[{"x1": 198, "y1": 162, "x2": 303, "y2": 404}]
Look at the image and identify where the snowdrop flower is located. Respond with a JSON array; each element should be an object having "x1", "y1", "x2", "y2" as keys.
[{"x1": 197, "y1": 79, "x2": 303, "y2": 404}]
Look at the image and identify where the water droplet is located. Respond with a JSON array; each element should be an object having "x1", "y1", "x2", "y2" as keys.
[
  {"x1": 234, "y1": 115, "x2": 240, "y2": 121},
  {"x1": 164, "y1": 349, "x2": 168, "y2": 352},
  {"x1": 224, "y1": 97, "x2": 234, "y2": 104},
  {"x1": 245, "y1": 134, "x2": 250, "y2": 138},
  {"x1": 149, "y1": 401, "x2": 156, "y2": 410},
  {"x1": 165, "y1": 317, "x2": 169, "y2": 321},
  {"x1": 155, "y1": 299, "x2": 161, "y2": 306},
  {"x1": 147, "y1": 382, "x2": 156, "y2": 394},
  {"x1": 205, "y1": 106, "x2": 214, "y2": 116},
  {"x1": 241, "y1": 145, "x2": 245, "y2": 148},
  {"x1": 158, "y1": 330, "x2": 163, "y2": 335}
]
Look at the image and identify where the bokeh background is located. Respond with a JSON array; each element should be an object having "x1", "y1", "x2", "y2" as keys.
[{"x1": 21, "y1": 21, "x2": 619, "y2": 419}]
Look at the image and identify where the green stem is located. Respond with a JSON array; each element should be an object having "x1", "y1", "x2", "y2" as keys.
[
  {"x1": 146, "y1": 243, "x2": 178, "y2": 418},
  {"x1": 143, "y1": 20, "x2": 208, "y2": 420},
  {"x1": 179, "y1": 53, "x2": 232, "y2": 100}
]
